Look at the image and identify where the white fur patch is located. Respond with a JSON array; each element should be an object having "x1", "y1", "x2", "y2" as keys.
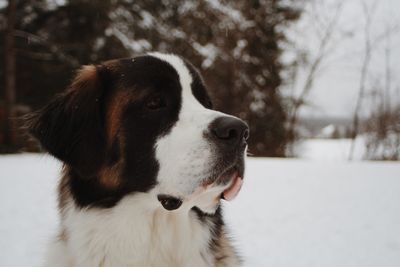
[
  {"x1": 44, "y1": 195, "x2": 215, "y2": 267},
  {"x1": 149, "y1": 53, "x2": 230, "y2": 211}
]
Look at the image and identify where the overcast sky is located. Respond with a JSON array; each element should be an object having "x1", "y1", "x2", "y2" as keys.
[{"x1": 289, "y1": 0, "x2": 400, "y2": 119}]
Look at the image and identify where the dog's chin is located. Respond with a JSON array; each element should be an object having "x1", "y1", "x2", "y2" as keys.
[
  {"x1": 156, "y1": 158, "x2": 245, "y2": 212},
  {"x1": 203, "y1": 161, "x2": 245, "y2": 201},
  {"x1": 201, "y1": 154, "x2": 245, "y2": 187},
  {"x1": 183, "y1": 164, "x2": 245, "y2": 213}
]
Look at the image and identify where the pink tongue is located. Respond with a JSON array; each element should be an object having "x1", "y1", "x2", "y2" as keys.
[{"x1": 222, "y1": 176, "x2": 243, "y2": 201}]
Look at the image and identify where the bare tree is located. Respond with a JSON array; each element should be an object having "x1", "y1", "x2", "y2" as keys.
[
  {"x1": 383, "y1": 24, "x2": 392, "y2": 114},
  {"x1": 3, "y1": 0, "x2": 17, "y2": 152},
  {"x1": 363, "y1": 22, "x2": 400, "y2": 161},
  {"x1": 286, "y1": 0, "x2": 345, "y2": 151},
  {"x1": 348, "y1": 0, "x2": 377, "y2": 160}
]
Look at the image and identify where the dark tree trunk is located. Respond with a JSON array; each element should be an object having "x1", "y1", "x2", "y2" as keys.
[{"x1": 3, "y1": 0, "x2": 17, "y2": 152}]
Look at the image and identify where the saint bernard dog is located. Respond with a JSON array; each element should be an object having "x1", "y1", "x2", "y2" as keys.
[{"x1": 28, "y1": 52, "x2": 249, "y2": 267}]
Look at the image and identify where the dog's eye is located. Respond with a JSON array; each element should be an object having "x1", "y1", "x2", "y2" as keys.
[{"x1": 146, "y1": 96, "x2": 166, "y2": 110}]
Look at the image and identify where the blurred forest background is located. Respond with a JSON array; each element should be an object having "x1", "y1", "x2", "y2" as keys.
[{"x1": 0, "y1": 0, "x2": 399, "y2": 160}]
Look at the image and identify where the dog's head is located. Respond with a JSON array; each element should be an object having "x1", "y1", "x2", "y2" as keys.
[{"x1": 28, "y1": 53, "x2": 248, "y2": 213}]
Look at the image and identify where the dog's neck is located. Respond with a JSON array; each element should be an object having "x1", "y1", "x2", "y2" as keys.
[
  {"x1": 58, "y1": 171, "x2": 226, "y2": 267},
  {"x1": 60, "y1": 191, "x2": 223, "y2": 266}
]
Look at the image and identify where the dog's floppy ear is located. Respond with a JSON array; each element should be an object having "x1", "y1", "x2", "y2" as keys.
[{"x1": 28, "y1": 65, "x2": 110, "y2": 177}]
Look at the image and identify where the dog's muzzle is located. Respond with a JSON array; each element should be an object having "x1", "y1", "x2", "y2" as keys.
[{"x1": 157, "y1": 116, "x2": 249, "y2": 211}]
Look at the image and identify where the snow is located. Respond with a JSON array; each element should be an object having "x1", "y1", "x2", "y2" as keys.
[
  {"x1": 204, "y1": 0, "x2": 245, "y2": 23},
  {"x1": 1, "y1": 152, "x2": 400, "y2": 267},
  {"x1": 225, "y1": 158, "x2": 400, "y2": 267},
  {"x1": 192, "y1": 42, "x2": 219, "y2": 69},
  {"x1": 295, "y1": 138, "x2": 366, "y2": 161},
  {"x1": 109, "y1": 27, "x2": 152, "y2": 53},
  {"x1": 0, "y1": 154, "x2": 59, "y2": 267}
]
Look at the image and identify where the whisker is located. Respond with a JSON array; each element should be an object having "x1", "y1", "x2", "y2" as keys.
[{"x1": 246, "y1": 149, "x2": 254, "y2": 156}]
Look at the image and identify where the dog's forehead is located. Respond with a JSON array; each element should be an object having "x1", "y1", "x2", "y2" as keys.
[
  {"x1": 147, "y1": 53, "x2": 206, "y2": 110},
  {"x1": 105, "y1": 53, "x2": 211, "y2": 111},
  {"x1": 147, "y1": 52, "x2": 193, "y2": 91}
]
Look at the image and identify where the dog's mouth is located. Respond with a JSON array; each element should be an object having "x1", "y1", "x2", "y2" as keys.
[
  {"x1": 203, "y1": 163, "x2": 244, "y2": 201},
  {"x1": 221, "y1": 170, "x2": 243, "y2": 201},
  {"x1": 157, "y1": 159, "x2": 245, "y2": 211}
]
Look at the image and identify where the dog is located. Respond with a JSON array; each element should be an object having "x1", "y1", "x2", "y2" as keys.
[{"x1": 28, "y1": 52, "x2": 249, "y2": 267}]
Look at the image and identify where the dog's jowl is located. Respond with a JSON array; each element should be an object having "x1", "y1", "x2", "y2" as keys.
[{"x1": 28, "y1": 52, "x2": 249, "y2": 267}]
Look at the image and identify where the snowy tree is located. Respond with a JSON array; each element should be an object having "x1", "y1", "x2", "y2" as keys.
[{"x1": 0, "y1": 0, "x2": 302, "y2": 156}]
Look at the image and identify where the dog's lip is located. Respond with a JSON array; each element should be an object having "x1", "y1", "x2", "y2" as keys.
[
  {"x1": 221, "y1": 172, "x2": 243, "y2": 201},
  {"x1": 201, "y1": 164, "x2": 244, "y2": 200},
  {"x1": 202, "y1": 164, "x2": 242, "y2": 187}
]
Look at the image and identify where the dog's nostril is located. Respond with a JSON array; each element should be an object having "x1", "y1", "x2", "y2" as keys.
[
  {"x1": 228, "y1": 129, "x2": 238, "y2": 140},
  {"x1": 211, "y1": 117, "x2": 249, "y2": 144},
  {"x1": 213, "y1": 128, "x2": 238, "y2": 140},
  {"x1": 243, "y1": 129, "x2": 250, "y2": 141}
]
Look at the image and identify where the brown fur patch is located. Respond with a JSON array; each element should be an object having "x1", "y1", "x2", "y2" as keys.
[
  {"x1": 98, "y1": 160, "x2": 124, "y2": 188},
  {"x1": 104, "y1": 87, "x2": 149, "y2": 142},
  {"x1": 71, "y1": 65, "x2": 99, "y2": 92},
  {"x1": 58, "y1": 166, "x2": 71, "y2": 214},
  {"x1": 98, "y1": 90, "x2": 138, "y2": 189},
  {"x1": 105, "y1": 90, "x2": 133, "y2": 144},
  {"x1": 58, "y1": 228, "x2": 68, "y2": 242}
]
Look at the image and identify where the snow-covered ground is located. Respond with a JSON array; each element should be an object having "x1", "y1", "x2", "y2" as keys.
[
  {"x1": 227, "y1": 158, "x2": 400, "y2": 267},
  {"x1": 295, "y1": 138, "x2": 366, "y2": 161},
  {"x1": 1, "y1": 145, "x2": 399, "y2": 266}
]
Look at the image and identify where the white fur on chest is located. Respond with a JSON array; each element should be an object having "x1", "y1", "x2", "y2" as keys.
[{"x1": 47, "y1": 193, "x2": 214, "y2": 267}]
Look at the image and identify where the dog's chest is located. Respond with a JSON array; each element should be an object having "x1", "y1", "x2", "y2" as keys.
[{"x1": 63, "y1": 196, "x2": 214, "y2": 267}]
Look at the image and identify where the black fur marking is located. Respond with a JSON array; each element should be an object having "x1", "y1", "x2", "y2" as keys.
[
  {"x1": 191, "y1": 206, "x2": 225, "y2": 257},
  {"x1": 183, "y1": 60, "x2": 213, "y2": 109},
  {"x1": 27, "y1": 72, "x2": 108, "y2": 177},
  {"x1": 117, "y1": 56, "x2": 182, "y2": 202},
  {"x1": 191, "y1": 206, "x2": 222, "y2": 223},
  {"x1": 68, "y1": 168, "x2": 122, "y2": 208}
]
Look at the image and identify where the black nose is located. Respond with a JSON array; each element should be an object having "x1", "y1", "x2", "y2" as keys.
[{"x1": 211, "y1": 117, "x2": 249, "y2": 145}]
